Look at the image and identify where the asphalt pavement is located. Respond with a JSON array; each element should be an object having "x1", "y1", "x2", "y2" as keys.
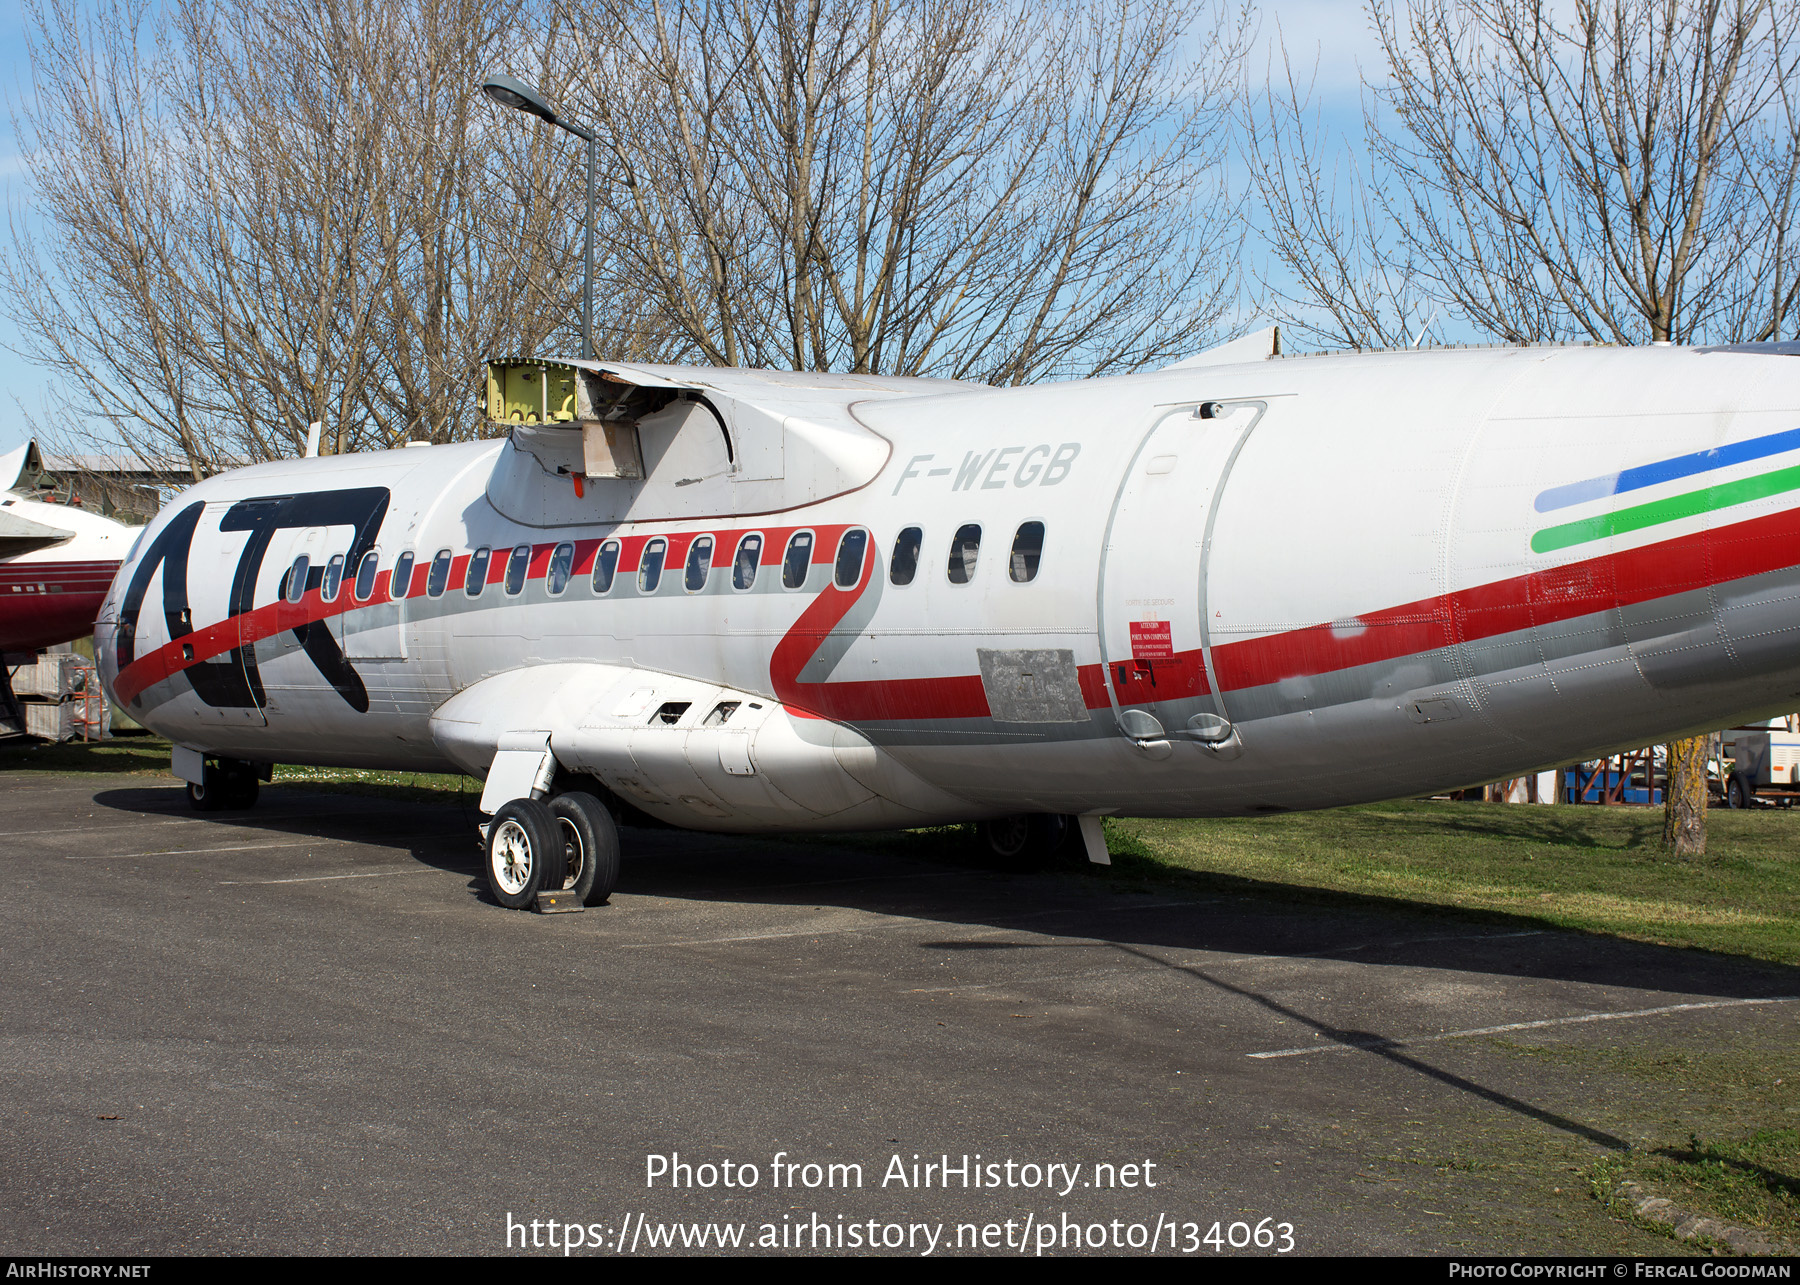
[{"x1": 2, "y1": 772, "x2": 1795, "y2": 1255}]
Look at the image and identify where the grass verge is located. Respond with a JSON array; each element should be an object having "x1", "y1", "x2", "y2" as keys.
[
  {"x1": 1588, "y1": 1129, "x2": 1800, "y2": 1250},
  {"x1": 1105, "y1": 802, "x2": 1800, "y2": 966}
]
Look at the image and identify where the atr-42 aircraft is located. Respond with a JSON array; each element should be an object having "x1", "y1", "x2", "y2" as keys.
[{"x1": 95, "y1": 333, "x2": 1800, "y2": 909}]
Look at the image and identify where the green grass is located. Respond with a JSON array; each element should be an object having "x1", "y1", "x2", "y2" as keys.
[
  {"x1": 7, "y1": 736, "x2": 1800, "y2": 964},
  {"x1": 0, "y1": 734, "x2": 476, "y2": 807},
  {"x1": 1104, "y1": 802, "x2": 1800, "y2": 966},
  {"x1": 1589, "y1": 1129, "x2": 1800, "y2": 1249}
]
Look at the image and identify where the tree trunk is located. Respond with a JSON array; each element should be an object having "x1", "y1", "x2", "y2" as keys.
[{"x1": 1663, "y1": 736, "x2": 1709, "y2": 857}]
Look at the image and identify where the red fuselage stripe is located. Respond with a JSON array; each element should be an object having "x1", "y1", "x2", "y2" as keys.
[{"x1": 112, "y1": 504, "x2": 1800, "y2": 718}]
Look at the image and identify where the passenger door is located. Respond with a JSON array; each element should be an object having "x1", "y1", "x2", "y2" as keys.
[{"x1": 1097, "y1": 401, "x2": 1262, "y2": 742}]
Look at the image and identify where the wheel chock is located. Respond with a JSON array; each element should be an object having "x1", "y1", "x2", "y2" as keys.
[{"x1": 534, "y1": 889, "x2": 585, "y2": 914}]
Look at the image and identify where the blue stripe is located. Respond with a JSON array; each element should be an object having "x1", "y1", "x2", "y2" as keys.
[{"x1": 1534, "y1": 424, "x2": 1800, "y2": 513}]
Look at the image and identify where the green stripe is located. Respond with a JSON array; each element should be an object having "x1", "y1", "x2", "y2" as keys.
[{"x1": 1531, "y1": 462, "x2": 1800, "y2": 554}]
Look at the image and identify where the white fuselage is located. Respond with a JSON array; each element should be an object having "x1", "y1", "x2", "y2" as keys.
[{"x1": 96, "y1": 344, "x2": 1800, "y2": 829}]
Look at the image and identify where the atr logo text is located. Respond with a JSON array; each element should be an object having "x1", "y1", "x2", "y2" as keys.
[{"x1": 891, "y1": 445, "x2": 1080, "y2": 495}]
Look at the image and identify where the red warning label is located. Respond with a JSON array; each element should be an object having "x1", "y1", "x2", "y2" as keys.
[{"x1": 1129, "y1": 620, "x2": 1174, "y2": 660}]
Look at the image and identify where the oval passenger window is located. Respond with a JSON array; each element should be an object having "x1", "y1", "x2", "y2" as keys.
[
  {"x1": 592, "y1": 540, "x2": 620, "y2": 594},
  {"x1": 947, "y1": 524, "x2": 981, "y2": 584},
  {"x1": 733, "y1": 534, "x2": 762, "y2": 590},
  {"x1": 782, "y1": 532, "x2": 813, "y2": 589},
  {"x1": 426, "y1": 549, "x2": 453, "y2": 598},
  {"x1": 391, "y1": 551, "x2": 415, "y2": 599},
  {"x1": 547, "y1": 542, "x2": 575, "y2": 595},
  {"x1": 321, "y1": 554, "x2": 344, "y2": 602},
  {"x1": 686, "y1": 536, "x2": 714, "y2": 592},
  {"x1": 639, "y1": 538, "x2": 667, "y2": 593},
  {"x1": 889, "y1": 527, "x2": 921, "y2": 586},
  {"x1": 1009, "y1": 521, "x2": 1044, "y2": 583},
  {"x1": 505, "y1": 544, "x2": 531, "y2": 595},
  {"x1": 354, "y1": 551, "x2": 380, "y2": 602},
  {"x1": 466, "y1": 546, "x2": 491, "y2": 597},
  {"x1": 835, "y1": 529, "x2": 867, "y2": 588},
  {"x1": 286, "y1": 555, "x2": 310, "y2": 603}
]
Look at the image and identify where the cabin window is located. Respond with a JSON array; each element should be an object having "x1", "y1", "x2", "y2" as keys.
[
  {"x1": 592, "y1": 540, "x2": 620, "y2": 594},
  {"x1": 733, "y1": 534, "x2": 762, "y2": 590},
  {"x1": 639, "y1": 538, "x2": 667, "y2": 593},
  {"x1": 504, "y1": 544, "x2": 531, "y2": 595},
  {"x1": 285, "y1": 555, "x2": 310, "y2": 603},
  {"x1": 321, "y1": 553, "x2": 345, "y2": 602},
  {"x1": 391, "y1": 551, "x2": 415, "y2": 599},
  {"x1": 547, "y1": 542, "x2": 575, "y2": 595},
  {"x1": 835, "y1": 528, "x2": 868, "y2": 588},
  {"x1": 354, "y1": 551, "x2": 380, "y2": 602},
  {"x1": 890, "y1": 526, "x2": 922, "y2": 586},
  {"x1": 947, "y1": 524, "x2": 981, "y2": 584},
  {"x1": 686, "y1": 535, "x2": 714, "y2": 592},
  {"x1": 426, "y1": 549, "x2": 453, "y2": 598},
  {"x1": 782, "y1": 531, "x2": 813, "y2": 590},
  {"x1": 703, "y1": 701, "x2": 739, "y2": 726},
  {"x1": 1009, "y1": 521, "x2": 1044, "y2": 583},
  {"x1": 465, "y1": 546, "x2": 491, "y2": 597}
]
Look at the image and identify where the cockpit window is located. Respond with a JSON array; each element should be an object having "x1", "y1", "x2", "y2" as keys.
[
  {"x1": 686, "y1": 536, "x2": 714, "y2": 592},
  {"x1": 733, "y1": 534, "x2": 762, "y2": 590},
  {"x1": 592, "y1": 540, "x2": 620, "y2": 594},
  {"x1": 890, "y1": 527, "x2": 921, "y2": 586},
  {"x1": 639, "y1": 538, "x2": 667, "y2": 593},
  {"x1": 947, "y1": 524, "x2": 981, "y2": 584},
  {"x1": 782, "y1": 531, "x2": 813, "y2": 590},
  {"x1": 466, "y1": 546, "x2": 491, "y2": 597},
  {"x1": 505, "y1": 544, "x2": 531, "y2": 595},
  {"x1": 547, "y1": 542, "x2": 575, "y2": 595},
  {"x1": 835, "y1": 529, "x2": 868, "y2": 588},
  {"x1": 1009, "y1": 521, "x2": 1044, "y2": 583}
]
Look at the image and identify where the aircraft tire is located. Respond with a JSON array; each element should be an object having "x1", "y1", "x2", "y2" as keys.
[
  {"x1": 483, "y1": 798, "x2": 565, "y2": 910},
  {"x1": 186, "y1": 774, "x2": 225, "y2": 812},
  {"x1": 979, "y1": 813, "x2": 1071, "y2": 870},
  {"x1": 551, "y1": 791, "x2": 621, "y2": 906}
]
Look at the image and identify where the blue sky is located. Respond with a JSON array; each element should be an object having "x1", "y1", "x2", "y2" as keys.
[{"x1": 0, "y1": 1, "x2": 1387, "y2": 458}]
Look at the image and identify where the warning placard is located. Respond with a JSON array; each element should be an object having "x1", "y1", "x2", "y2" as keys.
[{"x1": 1129, "y1": 620, "x2": 1174, "y2": 660}]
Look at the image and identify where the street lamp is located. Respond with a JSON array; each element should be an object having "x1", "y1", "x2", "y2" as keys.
[{"x1": 481, "y1": 72, "x2": 597, "y2": 361}]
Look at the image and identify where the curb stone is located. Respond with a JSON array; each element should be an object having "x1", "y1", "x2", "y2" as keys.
[{"x1": 1615, "y1": 1180, "x2": 1794, "y2": 1256}]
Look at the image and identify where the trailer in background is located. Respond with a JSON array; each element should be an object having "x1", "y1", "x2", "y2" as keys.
[{"x1": 1714, "y1": 719, "x2": 1800, "y2": 809}]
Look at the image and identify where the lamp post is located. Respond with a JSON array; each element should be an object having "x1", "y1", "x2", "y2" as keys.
[{"x1": 480, "y1": 72, "x2": 597, "y2": 361}]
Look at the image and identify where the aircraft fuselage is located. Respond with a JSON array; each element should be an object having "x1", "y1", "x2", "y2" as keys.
[{"x1": 97, "y1": 343, "x2": 1800, "y2": 829}]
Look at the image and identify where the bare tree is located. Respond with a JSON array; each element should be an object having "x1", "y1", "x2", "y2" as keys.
[
  {"x1": 562, "y1": 0, "x2": 1253, "y2": 383},
  {"x1": 1251, "y1": 0, "x2": 1800, "y2": 855},
  {"x1": 1, "y1": 0, "x2": 674, "y2": 475},
  {"x1": 1371, "y1": 0, "x2": 1800, "y2": 346},
  {"x1": 1245, "y1": 46, "x2": 1437, "y2": 351}
]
